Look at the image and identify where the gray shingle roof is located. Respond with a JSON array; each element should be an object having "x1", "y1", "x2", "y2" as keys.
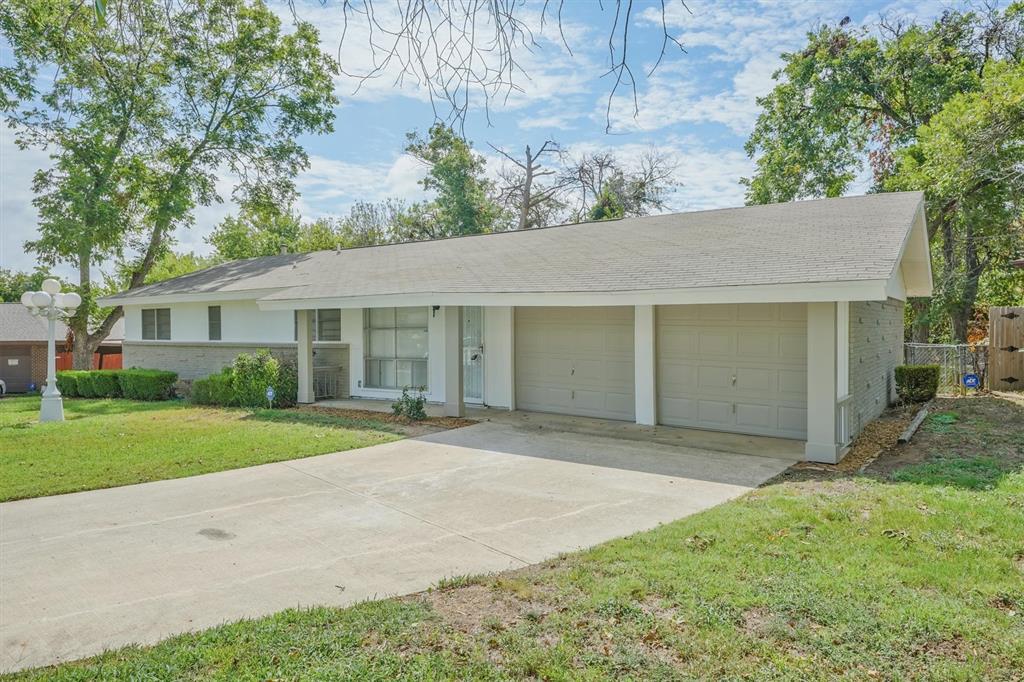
[
  {"x1": 0, "y1": 304, "x2": 124, "y2": 343},
  {"x1": 107, "y1": 192, "x2": 924, "y2": 303}
]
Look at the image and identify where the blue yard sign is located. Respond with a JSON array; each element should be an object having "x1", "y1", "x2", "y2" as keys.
[
  {"x1": 963, "y1": 373, "x2": 980, "y2": 389},
  {"x1": 265, "y1": 386, "x2": 276, "y2": 407}
]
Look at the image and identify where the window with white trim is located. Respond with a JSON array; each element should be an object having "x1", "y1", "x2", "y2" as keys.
[
  {"x1": 293, "y1": 309, "x2": 342, "y2": 342},
  {"x1": 142, "y1": 308, "x2": 171, "y2": 340},
  {"x1": 364, "y1": 307, "x2": 428, "y2": 389}
]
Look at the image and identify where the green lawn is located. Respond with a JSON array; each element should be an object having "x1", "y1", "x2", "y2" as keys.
[
  {"x1": 0, "y1": 396, "x2": 400, "y2": 501},
  {"x1": 6, "y1": 396, "x2": 1024, "y2": 680}
]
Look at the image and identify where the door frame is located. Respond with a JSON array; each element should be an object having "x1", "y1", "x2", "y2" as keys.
[{"x1": 463, "y1": 306, "x2": 485, "y2": 404}]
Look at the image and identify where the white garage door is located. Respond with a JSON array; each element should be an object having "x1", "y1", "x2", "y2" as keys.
[
  {"x1": 515, "y1": 307, "x2": 635, "y2": 420},
  {"x1": 657, "y1": 304, "x2": 808, "y2": 439}
]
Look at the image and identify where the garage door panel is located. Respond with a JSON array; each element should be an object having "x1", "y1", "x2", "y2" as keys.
[
  {"x1": 698, "y1": 331, "x2": 735, "y2": 355},
  {"x1": 697, "y1": 400, "x2": 733, "y2": 426},
  {"x1": 657, "y1": 303, "x2": 807, "y2": 439},
  {"x1": 778, "y1": 369, "x2": 807, "y2": 396},
  {"x1": 736, "y1": 403, "x2": 774, "y2": 430},
  {"x1": 735, "y1": 367, "x2": 774, "y2": 393},
  {"x1": 515, "y1": 307, "x2": 635, "y2": 421},
  {"x1": 779, "y1": 407, "x2": 808, "y2": 434},
  {"x1": 697, "y1": 365, "x2": 733, "y2": 391},
  {"x1": 779, "y1": 333, "x2": 807, "y2": 359}
]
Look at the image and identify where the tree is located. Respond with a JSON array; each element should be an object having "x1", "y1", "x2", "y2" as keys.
[
  {"x1": 490, "y1": 141, "x2": 565, "y2": 230},
  {"x1": 0, "y1": 268, "x2": 63, "y2": 303},
  {"x1": 743, "y1": 6, "x2": 1024, "y2": 341},
  {"x1": 887, "y1": 62, "x2": 1024, "y2": 341},
  {"x1": 588, "y1": 189, "x2": 625, "y2": 221},
  {"x1": 3, "y1": 0, "x2": 337, "y2": 367},
  {"x1": 402, "y1": 124, "x2": 502, "y2": 239},
  {"x1": 207, "y1": 205, "x2": 304, "y2": 260},
  {"x1": 560, "y1": 149, "x2": 677, "y2": 221}
]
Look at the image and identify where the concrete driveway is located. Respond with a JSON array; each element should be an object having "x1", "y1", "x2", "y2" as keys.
[{"x1": 0, "y1": 419, "x2": 792, "y2": 672}]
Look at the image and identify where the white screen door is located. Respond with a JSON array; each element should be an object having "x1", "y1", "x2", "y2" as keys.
[{"x1": 462, "y1": 307, "x2": 484, "y2": 402}]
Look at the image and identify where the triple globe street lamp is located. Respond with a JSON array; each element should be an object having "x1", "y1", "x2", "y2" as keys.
[{"x1": 20, "y1": 279, "x2": 81, "y2": 423}]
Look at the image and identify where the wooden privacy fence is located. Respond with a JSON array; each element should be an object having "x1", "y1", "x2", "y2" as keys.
[{"x1": 989, "y1": 306, "x2": 1023, "y2": 391}]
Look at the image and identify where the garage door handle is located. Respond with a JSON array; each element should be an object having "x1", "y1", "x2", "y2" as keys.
[
  {"x1": 731, "y1": 375, "x2": 736, "y2": 385},
  {"x1": 570, "y1": 367, "x2": 575, "y2": 376}
]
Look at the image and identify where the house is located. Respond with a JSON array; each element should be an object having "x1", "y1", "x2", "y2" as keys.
[
  {"x1": 0, "y1": 304, "x2": 125, "y2": 393},
  {"x1": 98, "y1": 192, "x2": 932, "y2": 463}
]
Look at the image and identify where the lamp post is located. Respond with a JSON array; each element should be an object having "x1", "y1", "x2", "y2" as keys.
[{"x1": 20, "y1": 279, "x2": 81, "y2": 423}]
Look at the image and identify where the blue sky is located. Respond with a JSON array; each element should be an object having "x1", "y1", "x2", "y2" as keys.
[{"x1": 0, "y1": 0, "x2": 950, "y2": 277}]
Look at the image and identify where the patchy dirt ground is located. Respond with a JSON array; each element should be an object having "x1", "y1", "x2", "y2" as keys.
[
  {"x1": 771, "y1": 392, "x2": 1024, "y2": 485},
  {"x1": 299, "y1": 405, "x2": 476, "y2": 437},
  {"x1": 866, "y1": 393, "x2": 1024, "y2": 478}
]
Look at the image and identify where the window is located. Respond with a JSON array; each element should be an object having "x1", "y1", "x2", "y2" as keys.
[
  {"x1": 316, "y1": 309, "x2": 341, "y2": 341},
  {"x1": 208, "y1": 306, "x2": 221, "y2": 340},
  {"x1": 364, "y1": 307, "x2": 428, "y2": 389},
  {"x1": 142, "y1": 308, "x2": 171, "y2": 340},
  {"x1": 294, "y1": 309, "x2": 342, "y2": 342}
]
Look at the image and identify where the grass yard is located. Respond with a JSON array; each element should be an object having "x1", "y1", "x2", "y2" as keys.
[
  {"x1": 0, "y1": 396, "x2": 400, "y2": 501},
  {"x1": 6, "y1": 395, "x2": 1024, "y2": 680}
]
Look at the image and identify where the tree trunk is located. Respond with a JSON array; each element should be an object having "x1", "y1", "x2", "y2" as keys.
[
  {"x1": 517, "y1": 146, "x2": 533, "y2": 230},
  {"x1": 908, "y1": 298, "x2": 931, "y2": 342},
  {"x1": 71, "y1": 250, "x2": 93, "y2": 369},
  {"x1": 951, "y1": 222, "x2": 984, "y2": 343}
]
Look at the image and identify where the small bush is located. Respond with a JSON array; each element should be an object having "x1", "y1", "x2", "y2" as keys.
[
  {"x1": 275, "y1": 360, "x2": 298, "y2": 408},
  {"x1": 231, "y1": 350, "x2": 280, "y2": 408},
  {"x1": 392, "y1": 386, "x2": 428, "y2": 420},
  {"x1": 89, "y1": 370, "x2": 122, "y2": 398},
  {"x1": 192, "y1": 369, "x2": 237, "y2": 406},
  {"x1": 118, "y1": 369, "x2": 178, "y2": 401},
  {"x1": 895, "y1": 364, "x2": 940, "y2": 403}
]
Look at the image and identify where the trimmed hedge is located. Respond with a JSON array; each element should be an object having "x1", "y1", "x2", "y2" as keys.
[
  {"x1": 118, "y1": 369, "x2": 178, "y2": 401},
  {"x1": 895, "y1": 364, "x2": 940, "y2": 403},
  {"x1": 55, "y1": 369, "x2": 177, "y2": 400},
  {"x1": 192, "y1": 370, "x2": 237, "y2": 406}
]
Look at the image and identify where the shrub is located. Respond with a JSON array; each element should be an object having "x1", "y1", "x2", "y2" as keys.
[
  {"x1": 56, "y1": 371, "x2": 83, "y2": 397},
  {"x1": 89, "y1": 370, "x2": 122, "y2": 398},
  {"x1": 192, "y1": 369, "x2": 237, "y2": 406},
  {"x1": 392, "y1": 386, "x2": 428, "y2": 420},
  {"x1": 275, "y1": 360, "x2": 298, "y2": 408},
  {"x1": 75, "y1": 372, "x2": 97, "y2": 398},
  {"x1": 231, "y1": 350, "x2": 280, "y2": 408},
  {"x1": 118, "y1": 369, "x2": 178, "y2": 401},
  {"x1": 895, "y1": 364, "x2": 940, "y2": 403}
]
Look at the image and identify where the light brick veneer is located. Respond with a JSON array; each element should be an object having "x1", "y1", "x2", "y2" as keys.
[{"x1": 848, "y1": 299, "x2": 904, "y2": 438}]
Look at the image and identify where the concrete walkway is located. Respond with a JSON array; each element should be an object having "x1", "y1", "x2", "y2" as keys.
[{"x1": 0, "y1": 420, "x2": 792, "y2": 672}]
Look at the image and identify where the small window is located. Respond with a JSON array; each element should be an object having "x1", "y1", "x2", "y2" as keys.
[
  {"x1": 208, "y1": 306, "x2": 221, "y2": 340},
  {"x1": 317, "y1": 309, "x2": 341, "y2": 341},
  {"x1": 142, "y1": 308, "x2": 171, "y2": 340}
]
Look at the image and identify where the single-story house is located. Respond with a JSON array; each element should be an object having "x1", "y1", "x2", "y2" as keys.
[
  {"x1": 0, "y1": 304, "x2": 125, "y2": 392},
  {"x1": 99, "y1": 192, "x2": 932, "y2": 463}
]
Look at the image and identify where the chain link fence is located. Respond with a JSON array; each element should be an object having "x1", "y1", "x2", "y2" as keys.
[{"x1": 904, "y1": 343, "x2": 989, "y2": 392}]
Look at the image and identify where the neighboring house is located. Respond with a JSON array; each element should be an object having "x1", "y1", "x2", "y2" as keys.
[
  {"x1": 99, "y1": 192, "x2": 932, "y2": 463},
  {"x1": 0, "y1": 304, "x2": 125, "y2": 393}
]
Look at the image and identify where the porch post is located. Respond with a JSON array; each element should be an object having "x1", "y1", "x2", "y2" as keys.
[
  {"x1": 634, "y1": 304, "x2": 657, "y2": 425},
  {"x1": 297, "y1": 309, "x2": 315, "y2": 404},
  {"x1": 443, "y1": 305, "x2": 464, "y2": 417},
  {"x1": 805, "y1": 302, "x2": 845, "y2": 463}
]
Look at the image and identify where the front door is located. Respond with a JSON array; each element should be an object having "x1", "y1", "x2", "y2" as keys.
[{"x1": 463, "y1": 306, "x2": 484, "y2": 403}]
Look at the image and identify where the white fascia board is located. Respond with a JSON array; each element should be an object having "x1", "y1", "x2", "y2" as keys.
[
  {"x1": 97, "y1": 288, "x2": 287, "y2": 307},
  {"x1": 255, "y1": 280, "x2": 891, "y2": 311},
  {"x1": 889, "y1": 200, "x2": 934, "y2": 298}
]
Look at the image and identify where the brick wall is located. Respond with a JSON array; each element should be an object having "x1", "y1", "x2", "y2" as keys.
[
  {"x1": 123, "y1": 342, "x2": 349, "y2": 398},
  {"x1": 848, "y1": 299, "x2": 904, "y2": 438},
  {"x1": 30, "y1": 345, "x2": 47, "y2": 388}
]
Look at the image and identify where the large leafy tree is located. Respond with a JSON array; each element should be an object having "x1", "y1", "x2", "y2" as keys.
[
  {"x1": 2, "y1": 0, "x2": 337, "y2": 367},
  {"x1": 744, "y1": 6, "x2": 1024, "y2": 341},
  {"x1": 401, "y1": 124, "x2": 502, "y2": 239},
  {"x1": 0, "y1": 268, "x2": 64, "y2": 303}
]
